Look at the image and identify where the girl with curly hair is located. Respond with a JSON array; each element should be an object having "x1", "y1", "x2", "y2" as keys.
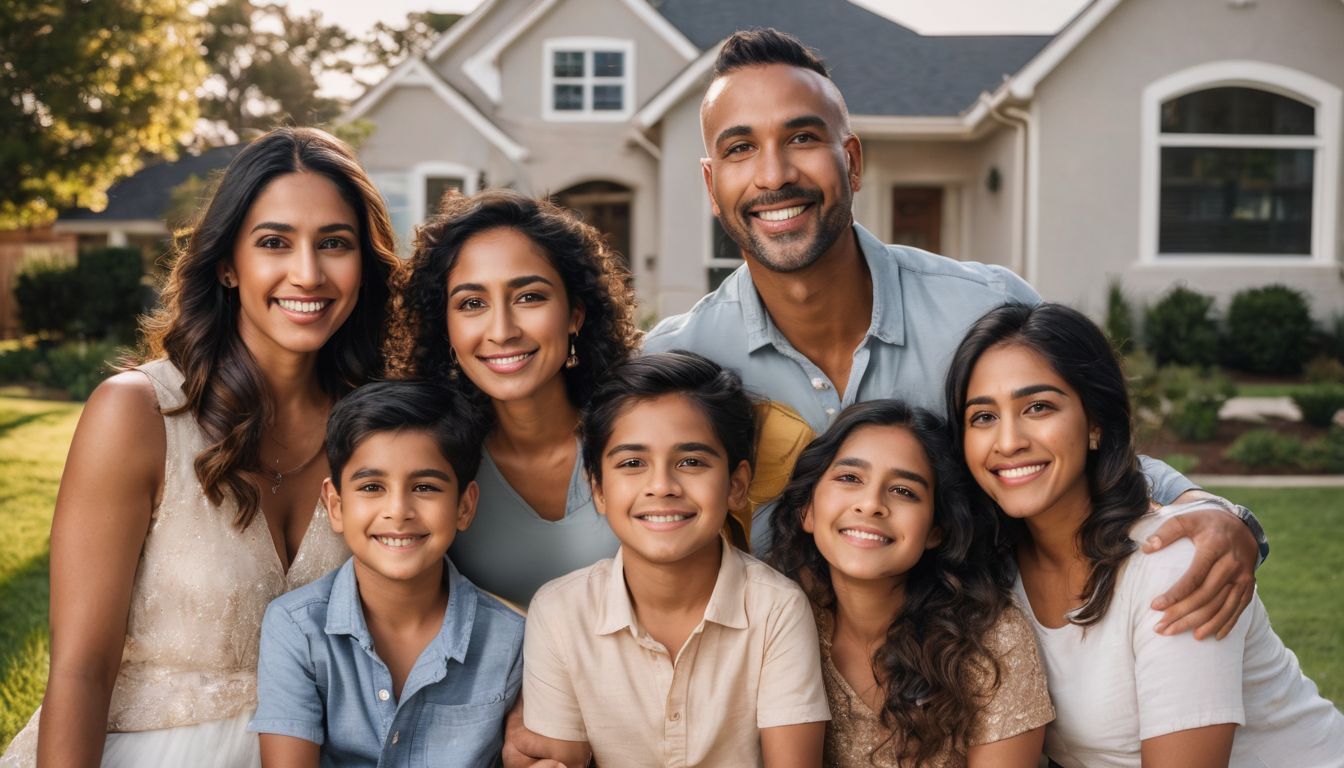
[
  {"x1": 770, "y1": 399, "x2": 1054, "y2": 767},
  {"x1": 947, "y1": 303, "x2": 1344, "y2": 767},
  {"x1": 1, "y1": 127, "x2": 399, "y2": 768},
  {"x1": 398, "y1": 189, "x2": 641, "y2": 606}
]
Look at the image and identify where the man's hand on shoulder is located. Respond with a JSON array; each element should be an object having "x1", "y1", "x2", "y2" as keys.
[{"x1": 1142, "y1": 491, "x2": 1259, "y2": 640}]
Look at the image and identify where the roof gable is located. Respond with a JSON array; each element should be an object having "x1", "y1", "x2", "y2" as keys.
[{"x1": 652, "y1": 0, "x2": 1050, "y2": 116}]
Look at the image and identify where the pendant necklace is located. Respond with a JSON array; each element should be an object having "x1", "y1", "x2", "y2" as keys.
[{"x1": 269, "y1": 442, "x2": 326, "y2": 495}]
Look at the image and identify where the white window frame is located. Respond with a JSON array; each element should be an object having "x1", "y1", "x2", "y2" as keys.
[
  {"x1": 409, "y1": 162, "x2": 480, "y2": 224},
  {"x1": 1138, "y1": 61, "x2": 1340, "y2": 266},
  {"x1": 542, "y1": 37, "x2": 634, "y2": 122}
]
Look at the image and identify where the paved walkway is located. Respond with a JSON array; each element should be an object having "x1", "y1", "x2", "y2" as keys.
[
  {"x1": 1192, "y1": 474, "x2": 1344, "y2": 488},
  {"x1": 1219, "y1": 396, "x2": 1301, "y2": 422}
]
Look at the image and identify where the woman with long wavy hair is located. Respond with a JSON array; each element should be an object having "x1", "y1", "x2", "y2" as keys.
[
  {"x1": 396, "y1": 189, "x2": 642, "y2": 606},
  {"x1": 1, "y1": 127, "x2": 399, "y2": 768},
  {"x1": 769, "y1": 399, "x2": 1054, "y2": 767},
  {"x1": 946, "y1": 302, "x2": 1344, "y2": 767}
]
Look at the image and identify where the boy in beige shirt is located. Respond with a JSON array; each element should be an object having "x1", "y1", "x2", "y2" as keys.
[{"x1": 522, "y1": 351, "x2": 830, "y2": 767}]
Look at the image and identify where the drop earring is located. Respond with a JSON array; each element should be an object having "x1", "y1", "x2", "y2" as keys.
[
  {"x1": 448, "y1": 346, "x2": 460, "y2": 382},
  {"x1": 1089, "y1": 432, "x2": 1100, "y2": 450},
  {"x1": 565, "y1": 335, "x2": 579, "y2": 369}
]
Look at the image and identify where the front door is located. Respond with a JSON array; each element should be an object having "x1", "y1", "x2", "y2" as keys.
[{"x1": 891, "y1": 187, "x2": 943, "y2": 253}]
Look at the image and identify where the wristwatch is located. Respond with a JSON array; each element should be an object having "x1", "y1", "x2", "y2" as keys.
[{"x1": 1201, "y1": 496, "x2": 1270, "y2": 567}]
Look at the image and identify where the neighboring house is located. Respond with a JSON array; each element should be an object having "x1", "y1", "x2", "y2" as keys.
[
  {"x1": 53, "y1": 144, "x2": 243, "y2": 257},
  {"x1": 346, "y1": 0, "x2": 1344, "y2": 321},
  {"x1": 0, "y1": 145, "x2": 240, "y2": 338}
]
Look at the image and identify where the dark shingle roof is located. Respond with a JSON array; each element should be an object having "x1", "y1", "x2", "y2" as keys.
[
  {"x1": 653, "y1": 0, "x2": 1052, "y2": 116},
  {"x1": 59, "y1": 145, "x2": 243, "y2": 222}
]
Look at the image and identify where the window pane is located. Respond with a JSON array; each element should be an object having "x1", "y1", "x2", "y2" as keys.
[
  {"x1": 1161, "y1": 87, "x2": 1314, "y2": 135},
  {"x1": 707, "y1": 266, "x2": 738, "y2": 291},
  {"x1": 711, "y1": 218, "x2": 742, "y2": 261},
  {"x1": 593, "y1": 51, "x2": 624, "y2": 77},
  {"x1": 592, "y1": 85, "x2": 623, "y2": 111},
  {"x1": 552, "y1": 51, "x2": 584, "y2": 78},
  {"x1": 553, "y1": 84, "x2": 583, "y2": 111},
  {"x1": 1159, "y1": 147, "x2": 1313, "y2": 254}
]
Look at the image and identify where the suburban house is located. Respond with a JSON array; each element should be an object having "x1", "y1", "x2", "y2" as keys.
[{"x1": 346, "y1": 0, "x2": 1344, "y2": 322}]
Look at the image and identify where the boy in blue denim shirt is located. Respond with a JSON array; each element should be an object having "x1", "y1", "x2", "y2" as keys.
[{"x1": 249, "y1": 381, "x2": 523, "y2": 767}]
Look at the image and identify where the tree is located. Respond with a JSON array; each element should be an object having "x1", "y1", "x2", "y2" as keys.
[
  {"x1": 0, "y1": 0, "x2": 205, "y2": 228},
  {"x1": 361, "y1": 11, "x2": 462, "y2": 76},
  {"x1": 199, "y1": 0, "x2": 359, "y2": 142}
]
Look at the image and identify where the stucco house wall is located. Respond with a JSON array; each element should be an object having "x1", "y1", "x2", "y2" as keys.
[{"x1": 1031, "y1": 0, "x2": 1344, "y2": 319}]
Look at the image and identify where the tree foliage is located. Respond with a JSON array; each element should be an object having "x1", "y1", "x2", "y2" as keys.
[
  {"x1": 361, "y1": 12, "x2": 462, "y2": 75},
  {"x1": 198, "y1": 0, "x2": 359, "y2": 141},
  {"x1": 0, "y1": 0, "x2": 206, "y2": 228}
]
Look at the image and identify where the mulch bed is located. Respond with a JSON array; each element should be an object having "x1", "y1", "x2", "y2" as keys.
[{"x1": 1138, "y1": 419, "x2": 1330, "y2": 475}]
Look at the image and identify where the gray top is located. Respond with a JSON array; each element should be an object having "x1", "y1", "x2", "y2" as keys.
[
  {"x1": 450, "y1": 443, "x2": 620, "y2": 607},
  {"x1": 646, "y1": 223, "x2": 1201, "y2": 552}
]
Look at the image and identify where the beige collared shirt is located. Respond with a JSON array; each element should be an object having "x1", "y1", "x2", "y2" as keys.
[{"x1": 524, "y1": 540, "x2": 830, "y2": 767}]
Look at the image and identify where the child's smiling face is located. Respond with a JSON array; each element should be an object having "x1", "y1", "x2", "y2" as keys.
[
  {"x1": 592, "y1": 393, "x2": 751, "y2": 569},
  {"x1": 803, "y1": 424, "x2": 942, "y2": 587},
  {"x1": 324, "y1": 429, "x2": 479, "y2": 587}
]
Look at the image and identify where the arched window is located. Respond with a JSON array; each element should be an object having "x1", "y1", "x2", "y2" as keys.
[{"x1": 1139, "y1": 62, "x2": 1339, "y2": 263}]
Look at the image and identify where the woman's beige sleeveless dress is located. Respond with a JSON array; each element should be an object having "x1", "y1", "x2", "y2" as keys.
[{"x1": 1, "y1": 359, "x2": 348, "y2": 767}]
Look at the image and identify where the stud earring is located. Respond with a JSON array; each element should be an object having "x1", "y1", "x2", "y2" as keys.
[
  {"x1": 221, "y1": 275, "x2": 236, "y2": 288},
  {"x1": 565, "y1": 336, "x2": 579, "y2": 369}
]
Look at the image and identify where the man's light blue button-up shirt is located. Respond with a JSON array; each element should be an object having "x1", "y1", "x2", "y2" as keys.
[
  {"x1": 250, "y1": 557, "x2": 523, "y2": 768},
  {"x1": 646, "y1": 223, "x2": 1200, "y2": 551}
]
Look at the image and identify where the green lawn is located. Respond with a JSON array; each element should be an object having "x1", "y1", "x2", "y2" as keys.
[{"x1": 0, "y1": 399, "x2": 1340, "y2": 750}]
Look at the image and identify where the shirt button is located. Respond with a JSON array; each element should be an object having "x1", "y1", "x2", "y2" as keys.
[
  {"x1": 825, "y1": 407, "x2": 837, "y2": 416},
  {"x1": 377, "y1": 689, "x2": 390, "y2": 701},
  {"x1": 669, "y1": 711, "x2": 681, "y2": 721},
  {"x1": 391, "y1": 731, "x2": 400, "y2": 745},
  {"x1": 810, "y1": 377, "x2": 829, "y2": 391}
]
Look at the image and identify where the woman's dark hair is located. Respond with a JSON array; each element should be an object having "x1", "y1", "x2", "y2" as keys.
[
  {"x1": 944, "y1": 302, "x2": 1149, "y2": 626},
  {"x1": 397, "y1": 188, "x2": 640, "y2": 420},
  {"x1": 141, "y1": 126, "x2": 400, "y2": 530},
  {"x1": 579, "y1": 350, "x2": 756, "y2": 484},
  {"x1": 769, "y1": 399, "x2": 1014, "y2": 765},
  {"x1": 326, "y1": 380, "x2": 484, "y2": 491}
]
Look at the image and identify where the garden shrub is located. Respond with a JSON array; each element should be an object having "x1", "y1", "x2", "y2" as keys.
[
  {"x1": 1301, "y1": 428, "x2": 1344, "y2": 474},
  {"x1": 13, "y1": 247, "x2": 145, "y2": 341},
  {"x1": 1292, "y1": 384, "x2": 1344, "y2": 428},
  {"x1": 1225, "y1": 429, "x2": 1301, "y2": 469},
  {"x1": 0, "y1": 345, "x2": 42, "y2": 383},
  {"x1": 1159, "y1": 365, "x2": 1234, "y2": 442},
  {"x1": 30, "y1": 341, "x2": 122, "y2": 400},
  {"x1": 1105, "y1": 279, "x2": 1137, "y2": 354},
  {"x1": 1221, "y1": 285, "x2": 1313, "y2": 375},
  {"x1": 1158, "y1": 452, "x2": 1199, "y2": 475},
  {"x1": 1144, "y1": 286, "x2": 1218, "y2": 366},
  {"x1": 1304, "y1": 355, "x2": 1344, "y2": 384}
]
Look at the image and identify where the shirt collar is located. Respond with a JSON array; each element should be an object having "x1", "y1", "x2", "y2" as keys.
[
  {"x1": 595, "y1": 538, "x2": 749, "y2": 636},
  {"x1": 325, "y1": 556, "x2": 477, "y2": 665},
  {"x1": 736, "y1": 222, "x2": 905, "y2": 353}
]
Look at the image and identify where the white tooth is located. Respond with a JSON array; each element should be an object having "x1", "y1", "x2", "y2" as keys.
[
  {"x1": 842, "y1": 529, "x2": 890, "y2": 542},
  {"x1": 642, "y1": 514, "x2": 688, "y2": 523},
  {"x1": 999, "y1": 464, "x2": 1045, "y2": 479},
  {"x1": 756, "y1": 205, "x2": 806, "y2": 222}
]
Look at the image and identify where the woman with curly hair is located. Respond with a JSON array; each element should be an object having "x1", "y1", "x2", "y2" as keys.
[
  {"x1": 769, "y1": 399, "x2": 1053, "y2": 766},
  {"x1": 946, "y1": 303, "x2": 1344, "y2": 767},
  {"x1": 398, "y1": 189, "x2": 641, "y2": 606},
  {"x1": 1, "y1": 127, "x2": 399, "y2": 768}
]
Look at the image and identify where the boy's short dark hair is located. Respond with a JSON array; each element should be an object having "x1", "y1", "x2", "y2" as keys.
[
  {"x1": 325, "y1": 380, "x2": 484, "y2": 490},
  {"x1": 580, "y1": 350, "x2": 756, "y2": 484},
  {"x1": 712, "y1": 27, "x2": 829, "y2": 79}
]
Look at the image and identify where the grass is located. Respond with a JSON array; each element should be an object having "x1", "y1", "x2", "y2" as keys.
[
  {"x1": 0, "y1": 396, "x2": 81, "y2": 748},
  {"x1": 0, "y1": 399, "x2": 1339, "y2": 750},
  {"x1": 1206, "y1": 484, "x2": 1344, "y2": 706}
]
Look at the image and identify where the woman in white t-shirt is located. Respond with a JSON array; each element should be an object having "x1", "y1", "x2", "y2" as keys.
[{"x1": 944, "y1": 302, "x2": 1344, "y2": 768}]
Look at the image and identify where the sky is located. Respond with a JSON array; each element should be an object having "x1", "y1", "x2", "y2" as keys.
[{"x1": 279, "y1": 0, "x2": 1090, "y2": 36}]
